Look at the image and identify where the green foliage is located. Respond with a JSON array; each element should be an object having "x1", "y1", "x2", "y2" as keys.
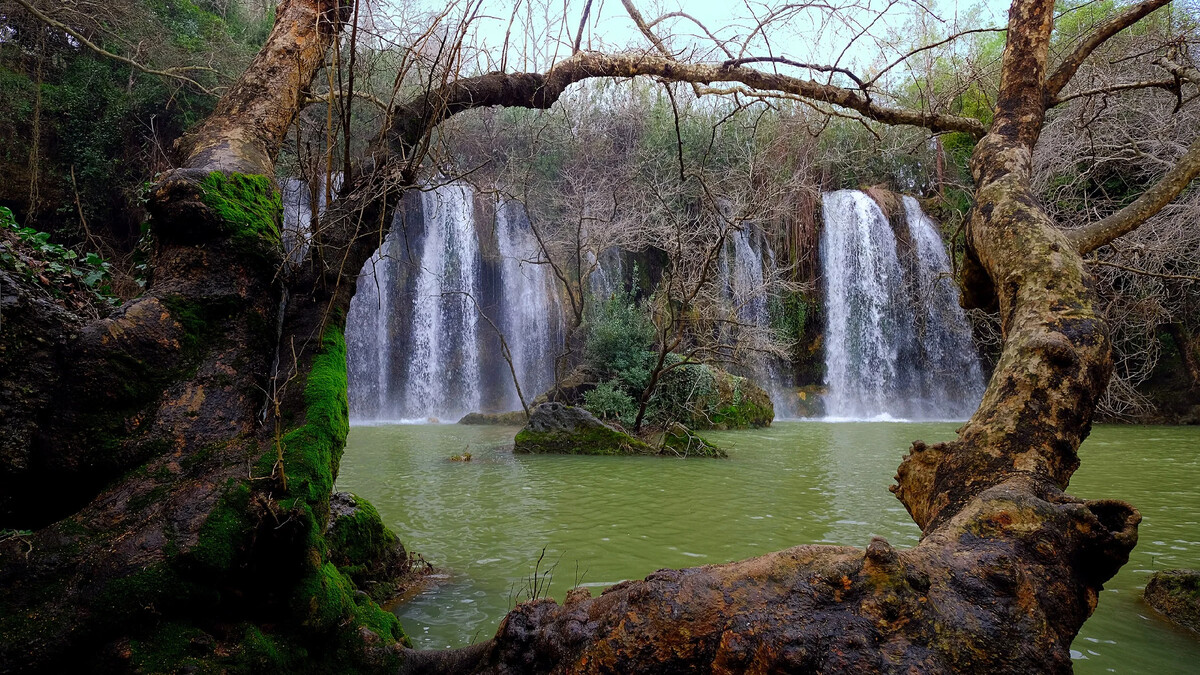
[
  {"x1": 645, "y1": 355, "x2": 716, "y2": 427},
  {"x1": 584, "y1": 289, "x2": 655, "y2": 390},
  {"x1": 769, "y1": 291, "x2": 815, "y2": 346},
  {"x1": 0, "y1": 206, "x2": 117, "y2": 303},
  {"x1": 582, "y1": 380, "x2": 639, "y2": 426}
]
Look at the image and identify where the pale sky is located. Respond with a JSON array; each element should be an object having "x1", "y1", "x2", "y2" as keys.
[{"x1": 373, "y1": 0, "x2": 1014, "y2": 79}]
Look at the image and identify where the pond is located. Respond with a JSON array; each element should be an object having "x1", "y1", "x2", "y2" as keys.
[{"x1": 337, "y1": 421, "x2": 1200, "y2": 673}]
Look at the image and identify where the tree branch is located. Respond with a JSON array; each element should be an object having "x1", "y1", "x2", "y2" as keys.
[
  {"x1": 11, "y1": 0, "x2": 218, "y2": 96},
  {"x1": 1069, "y1": 133, "x2": 1200, "y2": 254},
  {"x1": 1049, "y1": 78, "x2": 1178, "y2": 106},
  {"x1": 1044, "y1": 0, "x2": 1172, "y2": 99},
  {"x1": 385, "y1": 51, "x2": 986, "y2": 155},
  {"x1": 1085, "y1": 257, "x2": 1200, "y2": 282}
]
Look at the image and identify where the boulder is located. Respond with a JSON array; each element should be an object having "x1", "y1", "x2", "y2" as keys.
[
  {"x1": 699, "y1": 370, "x2": 774, "y2": 430},
  {"x1": 514, "y1": 402, "x2": 657, "y2": 455},
  {"x1": 1145, "y1": 569, "x2": 1200, "y2": 633},
  {"x1": 325, "y1": 492, "x2": 410, "y2": 603},
  {"x1": 457, "y1": 410, "x2": 528, "y2": 425}
]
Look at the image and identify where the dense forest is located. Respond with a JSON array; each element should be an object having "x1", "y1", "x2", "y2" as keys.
[{"x1": 1, "y1": 0, "x2": 1199, "y2": 672}]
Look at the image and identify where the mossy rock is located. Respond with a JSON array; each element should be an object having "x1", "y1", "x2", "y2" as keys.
[
  {"x1": 458, "y1": 410, "x2": 528, "y2": 425},
  {"x1": 514, "y1": 403, "x2": 657, "y2": 456},
  {"x1": 1145, "y1": 569, "x2": 1200, "y2": 633},
  {"x1": 701, "y1": 370, "x2": 774, "y2": 430},
  {"x1": 326, "y1": 491, "x2": 411, "y2": 603}
]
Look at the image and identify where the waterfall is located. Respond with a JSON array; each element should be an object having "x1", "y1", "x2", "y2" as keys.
[
  {"x1": 587, "y1": 247, "x2": 624, "y2": 301},
  {"x1": 721, "y1": 225, "x2": 796, "y2": 418},
  {"x1": 401, "y1": 184, "x2": 483, "y2": 420},
  {"x1": 820, "y1": 190, "x2": 984, "y2": 420},
  {"x1": 495, "y1": 201, "x2": 564, "y2": 411},
  {"x1": 339, "y1": 182, "x2": 565, "y2": 422}
]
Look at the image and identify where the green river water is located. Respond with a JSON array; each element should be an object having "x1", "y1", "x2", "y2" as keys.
[{"x1": 337, "y1": 422, "x2": 1200, "y2": 673}]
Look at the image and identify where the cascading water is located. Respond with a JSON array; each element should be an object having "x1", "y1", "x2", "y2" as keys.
[
  {"x1": 340, "y1": 182, "x2": 564, "y2": 422},
  {"x1": 401, "y1": 185, "x2": 483, "y2": 420},
  {"x1": 721, "y1": 225, "x2": 796, "y2": 418},
  {"x1": 494, "y1": 201, "x2": 564, "y2": 412},
  {"x1": 820, "y1": 189, "x2": 984, "y2": 420}
]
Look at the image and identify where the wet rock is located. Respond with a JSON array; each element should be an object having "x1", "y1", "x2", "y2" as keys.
[
  {"x1": 1145, "y1": 569, "x2": 1200, "y2": 633},
  {"x1": 458, "y1": 410, "x2": 529, "y2": 425},
  {"x1": 513, "y1": 403, "x2": 656, "y2": 455}
]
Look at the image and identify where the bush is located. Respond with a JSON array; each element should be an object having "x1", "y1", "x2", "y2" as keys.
[
  {"x1": 582, "y1": 380, "x2": 638, "y2": 426},
  {"x1": 584, "y1": 289, "x2": 655, "y2": 390},
  {"x1": 645, "y1": 355, "x2": 716, "y2": 426}
]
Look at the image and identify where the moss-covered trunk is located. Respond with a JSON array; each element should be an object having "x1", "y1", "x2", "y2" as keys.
[{"x1": 0, "y1": 2, "x2": 410, "y2": 672}]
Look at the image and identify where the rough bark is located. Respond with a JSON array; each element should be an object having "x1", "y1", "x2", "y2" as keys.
[{"x1": 0, "y1": 3, "x2": 407, "y2": 673}]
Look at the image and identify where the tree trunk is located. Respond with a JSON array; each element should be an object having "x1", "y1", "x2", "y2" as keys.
[{"x1": 0, "y1": 2, "x2": 409, "y2": 673}]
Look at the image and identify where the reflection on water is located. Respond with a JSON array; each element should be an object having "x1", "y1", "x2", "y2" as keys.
[{"x1": 337, "y1": 421, "x2": 1200, "y2": 673}]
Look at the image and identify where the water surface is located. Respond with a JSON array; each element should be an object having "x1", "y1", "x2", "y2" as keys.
[{"x1": 338, "y1": 421, "x2": 1200, "y2": 673}]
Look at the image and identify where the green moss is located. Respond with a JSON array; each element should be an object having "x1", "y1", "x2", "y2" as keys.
[
  {"x1": 234, "y1": 625, "x2": 307, "y2": 671},
  {"x1": 129, "y1": 622, "x2": 219, "y2": 674},
  {"x1": 706, "y1": 373, "x2": 774, "y2": 429},
  {"x1": 189, "y1": 479, "x2": 254, "y2": 572},
  {"x1": 198, "y1": 172, "x2": 282, "y2": 254},
  {"x1": 326, "y1": 494, "x2": 398, "y2": 575},
  {"x1": 276, "y1": 324, "x2": 350, "y2": 512},
  {"x1": 514, "y1": 424, "x2": 657, "y2": 456}
]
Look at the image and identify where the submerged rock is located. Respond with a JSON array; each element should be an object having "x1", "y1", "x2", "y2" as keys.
[
  {"x1": 457, "y1": 410, "x2": 528, "y2": 425},
  {"x1": 1145, "y1": 569, "x2": 1200, "y2": 633}
]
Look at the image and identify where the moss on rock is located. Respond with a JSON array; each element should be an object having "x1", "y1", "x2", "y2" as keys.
[
  {"x1": 659, "y1": 425, "x2": 727, "y2": 458},
  {"x1": 1145, "y1": 569, "x2": 1200, "y2": 633},
  {"x1": 703, "y1": 370, "x2": 774, "y2": 430},
  {"x1": 458, "y1": 410, "x2": 528, "y2": 425},
  {"x1": 514, "y1": 403, "x2": 658, "y2": 456},
  {"x1": 198, "y1": 172, "x2": 282, "y2": 250}
]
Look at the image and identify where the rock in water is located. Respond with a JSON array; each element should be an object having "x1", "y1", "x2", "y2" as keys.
[
  {"x1": 457, "y1": 410, "x2": 528, "y2": 425},
  {"x1": 513, "y1": 402, "x2": 656, "y2": 455},
  {"x1": 1144, "y1": 569, "x2": 1200, "y2": 633}
]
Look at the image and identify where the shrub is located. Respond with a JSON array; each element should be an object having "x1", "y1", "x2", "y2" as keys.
[
  {"x1": 583, "y1": 380, "x2": 638, "y2": 426},
  {"x1": 584, "y1": 289, "x2": 655, "y2": 390}
]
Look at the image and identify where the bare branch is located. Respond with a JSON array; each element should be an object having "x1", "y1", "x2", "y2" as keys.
[
  {"x1": 1045, "y1": 0, "x2": 1172, "y2": 99},
  {"x1": 1086, "y1": 257, "x2": 1200, "y2": 282},
  {"x1": 385, "y1": 51, "x2": 987, "y2": 155},
  {"x1": 1049, "y1": 79, "x2": 1178, "y2": 106},
  {"x1": 1070, "y1": 133, "x2": 1200, "y2": 254},
  {"x1": 11, "y1": 0, "x2": 218, "y2": 96}
]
